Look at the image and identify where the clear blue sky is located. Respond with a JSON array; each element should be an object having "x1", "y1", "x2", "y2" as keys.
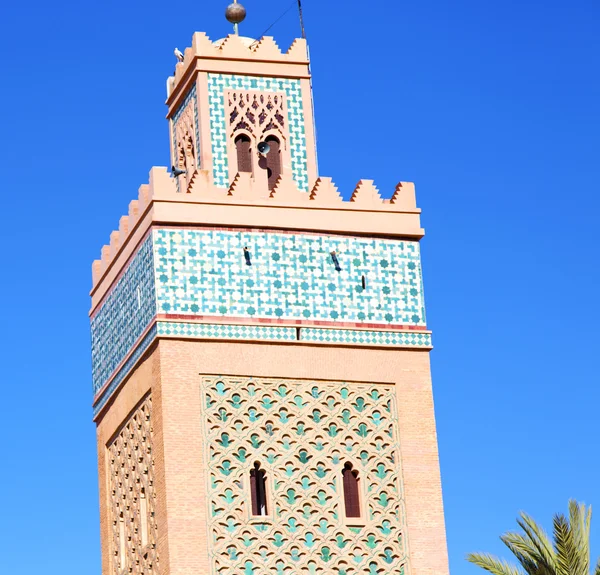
[{"x1": 0, "y1": 0, "x2": 598, "y2": 572}]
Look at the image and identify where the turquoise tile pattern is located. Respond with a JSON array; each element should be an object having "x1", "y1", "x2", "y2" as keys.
[
  {"x1": 91, "y1": 228, "x2": 429, "y2": 410},
  {"x1": 207, "y1": 74, "x2": 308, "y2": 190},
  {"x1": 154, "y1": 229, "x2": 426, "y2": 326},
  {"x1": 92, "y1": 325, "x2": 158, "y2": 418},
  {"x1": 157, "y1": 322, "x2": 296, "y2": 341},
  {"x1": 90, "y1": 235, "x2": 156, "y2": 396},
  {"x1": 301, "y1": 328, "x2": 432, "y2": 347}
]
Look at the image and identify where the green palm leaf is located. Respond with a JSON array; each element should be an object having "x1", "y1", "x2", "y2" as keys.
[
  {"x1": 466, "y1": 552, "x2": 525, "y2": 575},
  {"x1": 467, "y1": 501, "x2": 598, "y2": 575}
]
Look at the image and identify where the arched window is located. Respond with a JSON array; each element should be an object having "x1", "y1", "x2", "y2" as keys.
[
  {"x1": 250, "y1": 462, "x2": 268, "y2": 516},
  {"x1": 140, "y1": 488, "x2": 148, "y2": 547},
  {"x1": 264, "y1": 135, "x2": 281, "y2": 190},
  {"x1": 235, "y1": 134, "x2": 253, "y2": 173},
  {"x1": 342, "y1": 463, "x2": 361, "y2": 518}
]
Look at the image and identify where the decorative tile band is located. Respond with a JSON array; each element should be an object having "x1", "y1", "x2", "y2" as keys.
[
  {"x1": 154, "y1": 228, "x2": 426, "y2": 326},
  {"x1": 92, "y1": 227, "x2": 429, "y2": 407},
  {"x1": 93, "y1": 320, "x2": 431, "y2": 417},
  {"x1": 93, "y1": 324, "x2": 157, "y2": 418},
  {"x1": 156, "y1": 321, "x2": 297, "y2": 341},
  {"x1": 301, "y1": 328, "x2": 432, "y2": 347},
  {"x1": 90, "y1": 234, "x2": 156, "y2": 395},
  {"x1": 207, "y1": 74, "x2": 308, "y2": 190}
]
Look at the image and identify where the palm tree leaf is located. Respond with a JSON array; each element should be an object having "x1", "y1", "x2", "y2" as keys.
[
  {"x1": 500, "y1": 532, "x2": 544, "y2": 573},
  {"x1": 553, "y1": 513, "x2": 581, "y2": 575},
  {"x1": 467, "y1": 502, "x2": 599, "y2": 575},
  {"x1": 516, "y1": 512, "x2": 558, "y2": 573},
  {"x1": 467, "y1": 552, "x2": 525, "y2": 575},
  {"x1": 568, "y1": 500, "x2": 590, "y2": 575}
]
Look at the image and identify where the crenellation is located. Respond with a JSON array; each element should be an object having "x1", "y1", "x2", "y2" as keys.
[
  {"x1": 349, "y1": 179, "x2": 384, "y2": 206},
  {"x1": 92, "y1": 169, "x2": 422, "y2": 291},
  {"x1": 268, "y1": 172, "x2": 310, "y2": 204},
  {"x1": 389, "y1": 181, "x2": 419, "y2": 211},
  {"x1": 109, "y1": 231, "x2": 120, "y2": 258},
  {"x1": 167, "y1": 33, "x2": 310, "y2": 105},
  {"x1": 285, "y1": 37, "x2": 309, "y2": 59},
  {"x1": 250, "y1": 36, "x2": 283, "y2": 59},
  {"x1": 118, "y1": 215, "x2": 129, "y2": 240},
  {"x1": 216, "y1": 33, "x2": 254, "y2": 58},
  {"x1": 128, "y1": 199, "x2": 139, "y2": 221},
  {"x1": 308, "y1": 176, "x2": 343, "y2": 205}
]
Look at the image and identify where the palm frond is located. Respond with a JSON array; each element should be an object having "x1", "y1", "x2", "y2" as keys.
[
  {"x1": 467, "y1": 501, "x2": 599, "y2": 575},
  {"x1": 467, "y1": 552, "x2": 525, "y2": 575},
  {"x1": 500, "y1": 531, "x2": 544, "y2": 573},
  {"x1": 568, "y1": 500, "x2": 590, "y2": 575},
  {"x1": 553, "y1": 512, "x2": 582, "y2": 575},
  {"x1": 516, "y1": 512, "x2": 558, "y2": 573}
]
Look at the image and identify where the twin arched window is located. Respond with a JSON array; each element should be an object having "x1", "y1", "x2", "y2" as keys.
[
  {"x1": 234, "y1": 134, "x2": 282, "y2": 191},
  {"x1": 249, "y1": 461, "x2": 361, "y2": 519}
]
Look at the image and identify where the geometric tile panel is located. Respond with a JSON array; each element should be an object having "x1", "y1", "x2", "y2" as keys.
[
  {"x1": 208, "y1": 74, "x2": 308, "y2": 190},
  {"x1": 200, "y1": 375, "x2": 408, "y2": 575},
  {"x1": 90, "y1": 234, "x2": 156, "y2": 395},
  {"x1": 154, "y1": 229, "x2": 426, "y2": 326},
  {"x1": 155, "y1": 321, "x2": 430, "y2": 347},
  {"x1": 92, "y1": 325, "x2": 157, "y2": 418},
  {"x1": 90, "y1": 228, "x2": 429, "y2": 408},
  {"x1": 157, "y1": 321, "x2": 296, "y2": 341},
  {"x1": 301, "y1": 328, "x2": 432, "y2": 347}
]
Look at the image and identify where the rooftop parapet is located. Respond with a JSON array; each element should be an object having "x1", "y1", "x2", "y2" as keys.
[
  {"x1": 90, "y1": 167, "x2": 423, "y2": 309},
  {"x1": 166, "y1": 32, "x2": 309, "y2": 106}
]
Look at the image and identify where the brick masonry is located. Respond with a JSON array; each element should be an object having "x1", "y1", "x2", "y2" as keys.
[{"x1": 95, "y1": 340, "x2": 449, "y2": 575}]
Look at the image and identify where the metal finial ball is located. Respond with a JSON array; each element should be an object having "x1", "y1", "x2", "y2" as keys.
[{"x1": 225, "y1": 3, "x2": 246, "y2": 24}]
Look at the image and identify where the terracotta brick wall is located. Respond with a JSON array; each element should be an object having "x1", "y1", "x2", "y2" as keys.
[{"x1": 95, "y1": 339, "x2": 449, "y2": 575}]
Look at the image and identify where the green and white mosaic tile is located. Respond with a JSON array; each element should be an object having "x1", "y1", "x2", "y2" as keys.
[{"x1": 207, "y1": 74, "x2": 308, "y2": 190}]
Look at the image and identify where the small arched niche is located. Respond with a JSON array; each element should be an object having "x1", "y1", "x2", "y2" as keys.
[
  {"x1": 264, "y1": 135, "x2": 282, "y2": 190},
  {"x1": 342, "y1": 462, "x2": 361, "y2": 518},
  {"x1": 235, "y1": 134, "x2": 253, "y2": 174},
  {"x1": 249, "y1": 462, "x2": 268, "y2": 516}
]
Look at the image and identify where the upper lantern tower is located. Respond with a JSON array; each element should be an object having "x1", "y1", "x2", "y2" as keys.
[
  {"x1": 166, "y1": 31, "x2": 317, "y2": 194},
  {"x1": 89, "y1": 10, "x2": 449, "y2": 575}
]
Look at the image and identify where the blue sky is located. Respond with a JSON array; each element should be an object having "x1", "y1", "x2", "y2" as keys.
[{"x1": 0, "y1": 0, "x2": 598, "y2": 572}]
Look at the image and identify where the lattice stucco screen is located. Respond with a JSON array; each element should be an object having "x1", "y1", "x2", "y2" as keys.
[
  {"x1": 108, "y1": 395, "x2": 158, "y2": 575},
  {"x1": 200, "y1": 375, "x2": 408, "y2": 575}
]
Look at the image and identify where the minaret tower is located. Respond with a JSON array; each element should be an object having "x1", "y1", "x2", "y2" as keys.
[{"x1": 90, "y1": 7, "x2": 449, "y2": 575}]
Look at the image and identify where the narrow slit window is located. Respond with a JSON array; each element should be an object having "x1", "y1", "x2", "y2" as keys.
[
  {"x1": 118, "y1": 512, "x2": 126, "y2": 568},
  {"x1": 331, "y1": 251, "x2": 342, "y2": 272},
  {"x1": 235, "y1": 134, "x2": 253, "y2": 173},
  {"x1": 342, "y1": 463, "x2": 361, "y2": 518},
  {"x1": 361, "y1": 275, "x2": 366, "y2": 290},
  {"x1": 140, "y1": 489, "x2": 148, "y2": 547},
  {"x1": 250, "y1": 462, "x2": 268, "y2": 516},
  {"x1": 243, "y1": 247, "x2": 252, "y2": 266}
]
